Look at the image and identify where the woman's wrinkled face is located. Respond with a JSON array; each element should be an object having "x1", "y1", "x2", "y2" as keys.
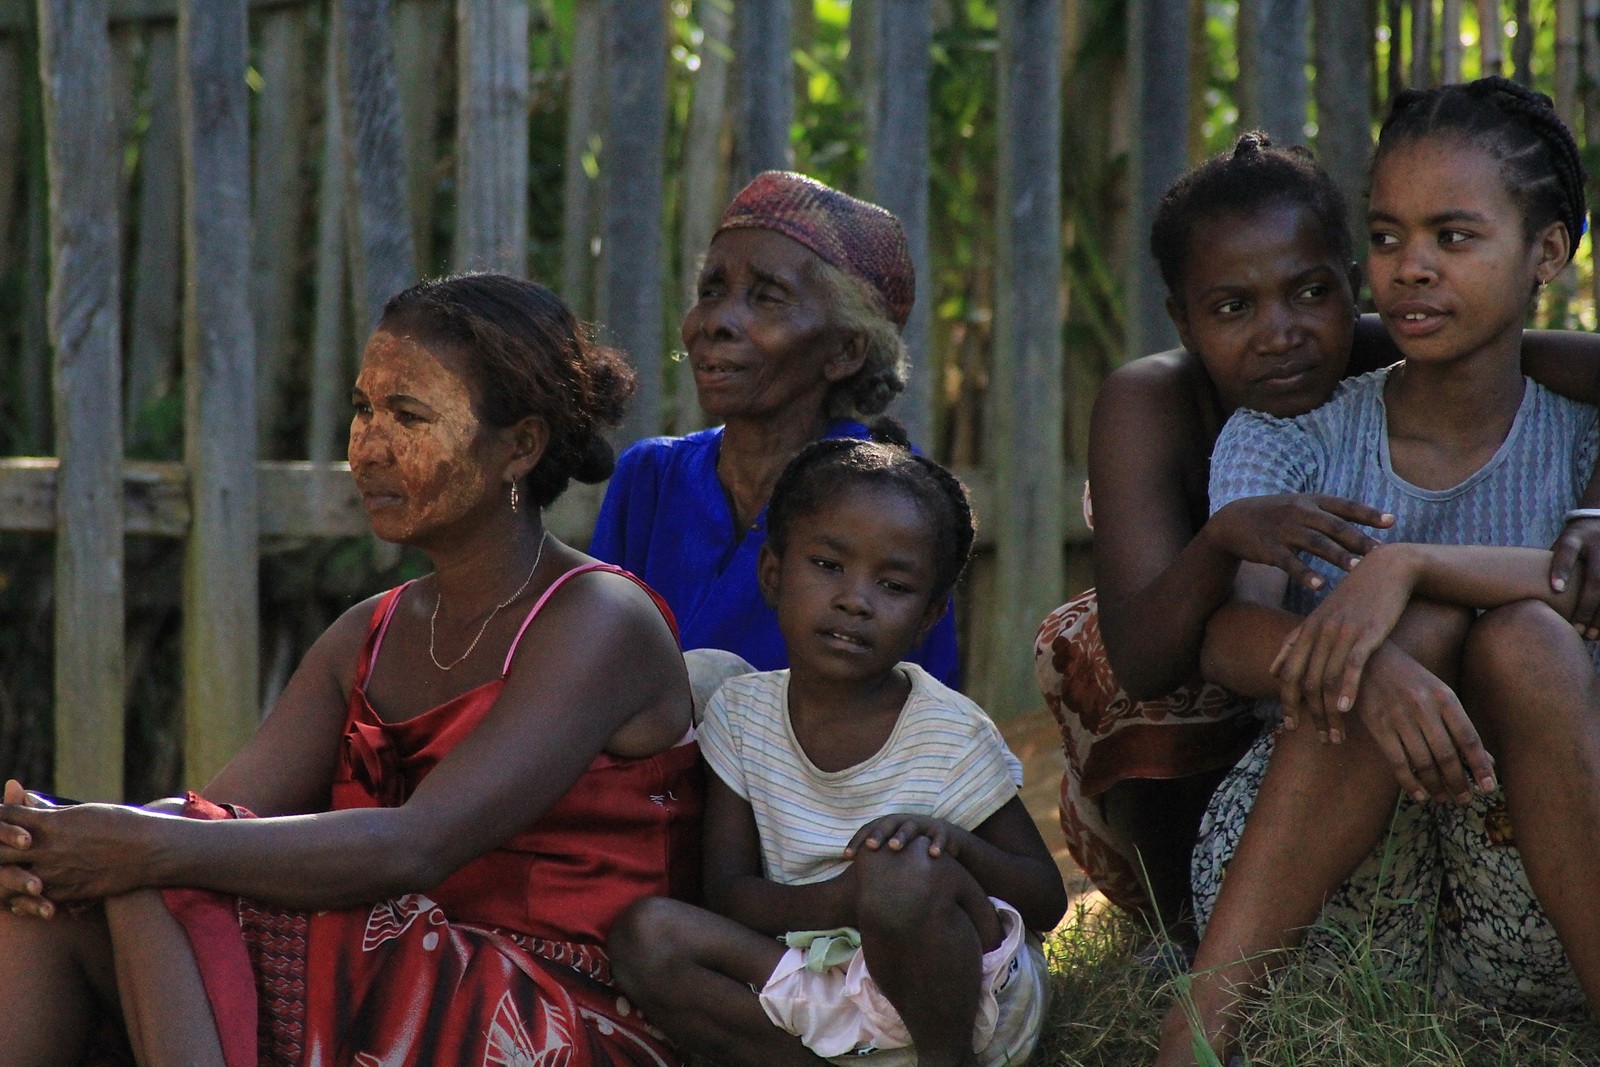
[
  {"x1": 681, "y1": 228, "x2": 857, "y2": 424},
  {"x1": 1170, "y1": 201, "x2": 1358, "y2": 418},
  {"x1": 348, "y1": 329, "x2": 506, "y2": 545}
]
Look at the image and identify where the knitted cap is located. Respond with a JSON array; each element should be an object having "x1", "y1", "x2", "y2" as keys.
[{"x1": 715, "y1": 171, "x2": 914, "y2": 329}]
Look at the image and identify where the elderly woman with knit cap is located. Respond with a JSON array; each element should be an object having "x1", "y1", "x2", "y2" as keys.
[{"x1": 591, "y1": 172, "x2": 959, "y2": 685}]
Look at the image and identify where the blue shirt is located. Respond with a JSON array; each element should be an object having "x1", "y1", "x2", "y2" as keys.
[{"x1": 590, "y1": 421, "x2": 961, "y2": 685}]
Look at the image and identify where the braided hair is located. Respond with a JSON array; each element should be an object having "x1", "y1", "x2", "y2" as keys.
[
  {"x1": 1375, "y1": 77, "x2": 1587, "y2": 262},
  {"x1": 766, "y1": 418, "x2": 976, "y2": 600},
  {"x1": 1150, "y1": 131, "x2": 1353, "y2": 296}
]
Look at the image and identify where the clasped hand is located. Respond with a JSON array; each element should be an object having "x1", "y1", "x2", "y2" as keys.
[
  {"x1": 0, "y1": 779, "x2": 155, "y2": 913},
  {"x1": 1270, "y1": 549, "x2": 1495, "y2": 804},
  {"x1": 844, "y1": 814, "x2": 966, "y2": 860}
]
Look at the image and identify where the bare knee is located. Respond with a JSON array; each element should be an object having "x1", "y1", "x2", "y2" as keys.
[
  {"x1": 609, "y1": 896, "x2": 689, "y2": 1001},
  {"x1": 853, "y1": 844, "x2": 992, "y2": 945},
  {"x1": 1464, "y1": 600, "x2": 1594, "y2": 737}
]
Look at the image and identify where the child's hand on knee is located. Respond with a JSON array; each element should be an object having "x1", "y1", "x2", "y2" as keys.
[{"x1": 845, "y1": 814, "x2": 965, "y2": 859}]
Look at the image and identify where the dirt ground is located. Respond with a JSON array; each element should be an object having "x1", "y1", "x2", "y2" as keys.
[{"x1": 998, "y1": 708, "x2": 1104, "y2": 908}]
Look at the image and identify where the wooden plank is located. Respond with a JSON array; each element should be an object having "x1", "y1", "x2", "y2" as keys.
[
  {"x1": 125, "y1": 26, "x2": 182, "y2": 438},
  {"x1": 1313, "y1": 0, "x2": 1373, "y2": 257},
  {"x1": 990, "y1": 0, "x2": 1064, "y2": 719},
  {"x1": 38, "y1": 0, "x2": 126, "y2": 799},
  {"x1": 1511, "y1": 0, "x2": 1531, "y2": 85},
  {"x1": 1124, "y1": 0, "x2": 1187, "y2": 360},
  {"x1": 0, "y1": 0, "x2": 302, "y2": 29},
  {"x1": 1555, "y1": 0, "x2": 1580, "y2": 129},
  {"x1": 308, "y1": 32, "x2": 349, "y2": 465},
  {"x1": 559, "y1": 0, "x2": 602, "y2": 316},
  {"x1": 673, "y1": 0, "x2": 732, "y2": 435},
  {"x1": 336, "y1": 0, "x2": 417, "y2": 331},
  {"x1": 734, "y1": 0, "x2": 792, "y2": 181},
  {"x1": 251, "y1": 5, "x2": 309, "y2": 455},
  {"x1": 1479, "y1": 0, "x2": 1503, "y2": 75},
  {"x1": 599, "y1": 0, "x2": 666, "y2": 444},
  {"x1": 1441, "y1": 0, "x2": 1463, "y2": 83},
  {"x1": 866, "y1": 0, "x2": 933, "y2": 448},
  {"x1": 19, "y1": 29, "x2": 51, "y2": 454},
  {"x1": 392, "y1": 0, "x2": 448, "y2": 273},
  {"x1": 1410, "y1": 0, "x2": 1433, "y2": 87},
  {"x1": 1239, "y1": 0, "x2": 1309, "y2": 145},
  {"x1": 0, "y1": 37, "x2": 24, "y2": 414},
  {"x1": 179, "y1": 0, "x2": 260, "y2": 785},
  {"x1": 454, "y1": 0, "x2": 529, "y2": 273}
]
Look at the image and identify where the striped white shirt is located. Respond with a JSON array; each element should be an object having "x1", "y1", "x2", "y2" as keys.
[{"x1": 699, "y1": 663, "x2": 1024, "y2": 886}]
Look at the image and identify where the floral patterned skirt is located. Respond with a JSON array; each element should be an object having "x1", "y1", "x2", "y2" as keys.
[{"x1": 1034, "y1": 589, "x2": 1257, "y2": 915}]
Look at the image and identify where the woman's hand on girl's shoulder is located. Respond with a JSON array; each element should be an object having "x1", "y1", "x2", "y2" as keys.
[
  {"x1": 1550, "y1": 516, "x2": 1600, "y2": 639},
  {"x1": 1204, "y1": 494, "x2": 1393, "y2": 591}
]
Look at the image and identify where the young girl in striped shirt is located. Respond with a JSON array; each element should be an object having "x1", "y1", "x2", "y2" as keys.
[{"x1": 611, "y1": 420, "x2": 1068, "y2": 1067}]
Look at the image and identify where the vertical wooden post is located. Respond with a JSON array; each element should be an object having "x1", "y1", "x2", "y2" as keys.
[
  {"x1": 1314, "y1": 0, "x2": 1373, "y2": 257},
  {"x1": 599, "y1": 0, "x2": 666, "y2": 444},
  {"x1": 335, "y1": 0, "x2": 417, "y2": 331},
  {"x1": 179, "y1": 0, "x2": 259, "y2": 786},
  {"x1": 1238, "y1": 0, "x2": 1310, "y2": 145},
  {"x1": 1125, "y1": 0, "x2": 1189, "y2": 360},
  {"x1": 393, "y1": 0, "x2": 449, "y2": 273},
  {"x1": 1480, "y1": 0, "x2": 1504, "y2": 76},
  {"x1": 1511, "y1": 0, "x2": 1532, "y2": 85},
  {"x1": 455, "y1": 0, "x2": 529, "y2": 273},
  {"x1": 252, "y1": 6, "x2": 309, "y2": 456},
  {"x1": 1441, "y1": 0, "x2": 1464, "y2": 83},
  {"x1": 0, "y1": 38, "x2": 24, "y2": 412},
  {"x1": 38, "y1": 0, "x2": 125, "y2": 799},
  {"x1": 1556, "y1": 0, "x2": 1580, "y2": 126},
  {"x1": 309, "y1": 33, "x2": 349, "y2": 465},
  {"x1": 560, "y1": 0, "x2": 602, "y2": 315},
  {"x1": 127, "y1": 27, "x2": 182, "y2": 439},
  {"x1": 991, "y1": 0, "x2": 1064, "y2": 718},
  {"x1": 866, "y1": 0, "x2": 934, "y2": 448},
  {"x1": 734, "y1": 0, "x2": 793, "y2": 182},
  {"x1": 20, "y1": 27, "x2": 51, "y2": 454},
  {"x1": 1411, "y1": 0, "x2": 1433, "y2": 86},
  {"x1": 675, "y1": 0, "x2": 733, "y2": 435},
  {"x1": 1385, "y1": 0, "x2": 1404, "y2": 97}
]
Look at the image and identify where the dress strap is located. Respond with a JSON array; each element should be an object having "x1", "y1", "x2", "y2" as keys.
[
  {"x1": 357, "y1": 581, "x2": 416, "y2": 690},
  {"x1": 502, "y1": 563, "x2": 680, "y2": 676}
]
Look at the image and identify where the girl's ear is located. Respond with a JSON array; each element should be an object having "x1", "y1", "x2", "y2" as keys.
[
  {"x1": 822, "y1": 331, "x2": 869, "y2": 383},
  {"x1": 1532, "y1": 220, "x2": 1571, "y2": 286},
  {"x1": 917, "y1": 595, "x2": 949, "y2": 641},
  {"x1": 757, "y1": 543, "x2": 783, "y2": 608},
  {"x1": 503, "y1": 415, "x2": 550, "y2": 486}
]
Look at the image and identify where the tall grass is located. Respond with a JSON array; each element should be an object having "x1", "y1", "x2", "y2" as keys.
[{"x1": 1038, "y1": 907, "x2": 1600, "y2": 1066}]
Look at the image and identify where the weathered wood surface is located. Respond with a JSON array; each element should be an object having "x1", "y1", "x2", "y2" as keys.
[
  {"x1": 126, "y1": 26, "x2": 182, "y2": 439},
  {"x1": 1313, "y1": 0, "x2": 1372, "y2": 256},
  {"x1": 309, "y1": 36, "x2": 349, "y2": 465},
  {"x1": 38, "y1": 0, "x2": 126, "y2": 799},
  {"x1": 1441, "y1": 0, "x2": 1463, "y2": 83},
  {"x1": 990, "y1": 0, "x2": 1064, "y2": 718},
  {"x1": 392, "y1": 0, "x2": 448, "y2": 272},
  {"x1": 179, "y1": 0, "x2": 260, "y2": 786},
  {"x1": 0, "y1": 37, "x2": 22, "y2": 429},
  {"x1": 867, "y1": 0, "x2": 933, "y2": 448},
  {"x1": 455, "y1": 0, "x2": 528, "y2": 273},
  {"x1": 0, "y1": 0, "x2": 302, "y2": 29},
  {"x1": 559, "y1": 0, "x2": 601, "y2": 315},
  {"x1": 599, "y1": 0, "x2": 666, "y2": 444},
  {"x1": 734, "y1": 0, "x2": 792, "y2": 181},
  {"x1": 1556, "y1": 0, "x2": 1580, "y2": 127},
  {"x1": 1125, "y1": 0, "x2": 1187, "y2": 360},
  {"x1": 20, "y1": 37, "x2": 51, "y2": 454},
  {"x1": 673, "y1": 0, "x2": 731, "y2": 436},
  {"x1": 252, "y1": 5, "x2": 309, "y2": 455},
  {"x1": 0, "y1": 457, "x2": 1085, "y2": 551},
  {"x1": 1238, "y1": 0, "x2": 1309, "y2": 145},
  {"x1": 1479, "y1": 0, "x2": 1504, "y2": 75},
  {"x1": 336, "y1": 0, "x2": 417, "y2": 331},
  {"x1": 1411, "y1": 0, "x2": 1433, "y2": 87}
]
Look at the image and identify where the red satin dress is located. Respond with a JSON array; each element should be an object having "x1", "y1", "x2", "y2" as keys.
[{"x1": 163, "y1": 564, "x2": 704, "y2": 1067}]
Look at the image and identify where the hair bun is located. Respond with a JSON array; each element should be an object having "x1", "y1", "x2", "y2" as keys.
[
  {"x1": 571, "y1": 433, "x2": 617, "y2": 485},
  {"x1": 866, "y1": 415, "x2": 911, "y2": 449},
  {"x1": 1233, "y1": 131, "x2": 1270, "y2": 159}
]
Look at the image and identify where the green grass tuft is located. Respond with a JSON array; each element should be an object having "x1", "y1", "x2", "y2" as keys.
[{"x1": 1037, "y1": 905, "x2": 1600, "y2": 1066}]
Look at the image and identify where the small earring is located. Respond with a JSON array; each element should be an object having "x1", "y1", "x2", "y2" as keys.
[{"x1": 510, "y1": 482, "x2": 519, "y2": 514}]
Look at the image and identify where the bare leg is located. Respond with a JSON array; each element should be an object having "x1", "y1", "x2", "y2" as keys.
[
  {"x1": 1102, "y1": 768, "x2": 1229, "y2": 945},
  {"x1": 1462, "y1": 601, "x2": 1600, "y2": 1010},
  {"x1": 610, "y1": 897, "x2": 826, "y2": 1067},
  {"x1": 0, "y1": 907, "x2": 119, "y2": 1066},
  {"x1": 105, "y1": 890, "x2": 226, "y2": 1067},
  {"x1": 854, "y1": 840, "x2": 1001, "y2": 1067},
  {"x1": 1153, "y1": 602, "x2": 1469, "y2": 1066}
]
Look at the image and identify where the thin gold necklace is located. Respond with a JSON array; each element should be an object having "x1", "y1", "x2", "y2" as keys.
[{"x1": 428, "y1": 531, "x2": 548, "y2": 671}]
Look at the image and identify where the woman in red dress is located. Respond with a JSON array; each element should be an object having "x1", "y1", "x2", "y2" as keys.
[{"x1": 0, "y1": 274, "x2": 701, "y2": 1067}]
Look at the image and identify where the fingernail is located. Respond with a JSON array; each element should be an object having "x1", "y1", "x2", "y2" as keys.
[
  {"x1": 1337, "y1": 696, "x2": 1352, "y2": 711},
  {"x1": 1553, "y1": 577, "x2": 1567, "y2": 592},
  {"x1": 1481, "y1": 776, "x2": 1497, "y2": 792},
  {"x1": 1348, "y1": 557, "x2": 1360, "y2": 568},
  {"x1": 1329, "y1": 729, "x2": 1343, "y2": 744},
  {"x1": 1456, "y1": 792, "x2": 1472, "y2": 804},
  {"x1": 15, "y1": 832, "x2": 27, "y2": 848},
  {"x1": 1318, "y1": 730, "x2": 1328, "y2": 743},
  {"x1": 1413, "y1": 790, "x2": 1428, "y2": 802},
  {"x1": 25, "y1": 879, "x2": 39, "y2": 895}
]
